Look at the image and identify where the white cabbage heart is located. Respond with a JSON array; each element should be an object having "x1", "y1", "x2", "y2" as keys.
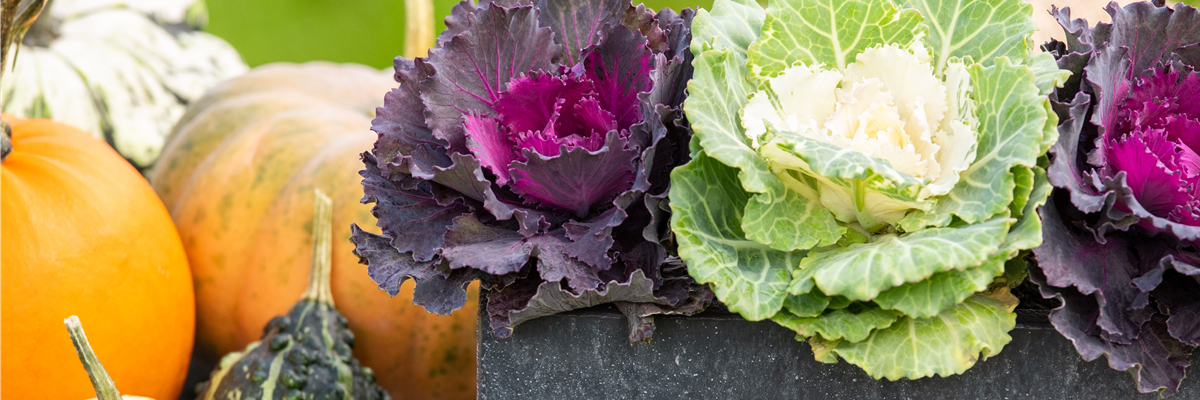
[{"x1": 741, "y1": 42, "x2": 978, "y2": 227}]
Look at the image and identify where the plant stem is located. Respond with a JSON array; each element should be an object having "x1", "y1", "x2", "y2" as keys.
[
  {"x1": 302, "y1": 188, "x2": 335, "y2": 305},
  {"x1": 0, "y1": 0, "x2": 48, "y2": 130},
  {"x1": 22, "y1": 0, "x2": 54, "y2": 46},
  {"x1": 2, "y1": 121, "x2": 11, "y2": 162},
  {"x1": 64, "y1": 316, "x2": 123, "y2": 400},
  {"x1": 402, "y1": 0, "x2": 433, "y2": 58}
]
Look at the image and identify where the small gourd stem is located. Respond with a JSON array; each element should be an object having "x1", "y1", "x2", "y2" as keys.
[
  {"x1": 402, "y1": 0, "x2": 433, "y2": 58},
  {"x1": 302, "y1": 189, "x2": 335, "y2": 305},
  {"x1": 64, "y1": 316, "x2": 123, "y2": 400}
]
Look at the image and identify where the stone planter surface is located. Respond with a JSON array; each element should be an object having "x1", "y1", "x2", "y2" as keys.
[{"x1": 478, "y1": 300, "x2": 1200, "y2": 399}]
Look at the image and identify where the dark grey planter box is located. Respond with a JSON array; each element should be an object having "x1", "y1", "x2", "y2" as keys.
[{"x1": 477, "y1": 300, "x2": 1200, "y2": 399}]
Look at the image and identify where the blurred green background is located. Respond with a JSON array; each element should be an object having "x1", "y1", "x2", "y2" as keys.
[{"x1": 204, "y1": 0, "x2": 714, "y2": 69}]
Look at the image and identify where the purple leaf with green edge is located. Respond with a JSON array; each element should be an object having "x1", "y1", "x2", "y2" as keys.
[
  {"x1": 508, "y1": 131, "x2": 639, "y2": 217},
  {"x1": 1030, "y1": 265, "x2": 1194, "y2": 396},
  {"x1": 534, "y1": 0, "x2": 629, "y2": 65},
  {"x1": 582, "y1": 24, "x2": 655, "y2": 131},
  {"x1": 360, "y1": 152, "x2": 467, "y2": 262},
  {"x1": 421, "y1": 4, "x2": 561, "y2": 152},
  {"x1": 350, "y1": 224, "x2": 481, "y2": 315}
]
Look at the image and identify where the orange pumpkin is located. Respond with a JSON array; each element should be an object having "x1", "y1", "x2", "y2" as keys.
[
  {"x1": 0, "y1": 115, "x2": 194, "y2": 399},
  {"x1": 151, "y1": 62, "x2": 477, "y2": 400}
]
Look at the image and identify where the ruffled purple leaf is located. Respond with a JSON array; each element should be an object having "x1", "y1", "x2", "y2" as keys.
[
  {"x1": 350, "y1": 225, "x2": 478, "y2": 315},
  {"x1": 1031, "y1": 265, "x2": 1193, "y2": 396},
  {"x1": 488, "y1": 269, "x2": 666, "y2": 338},
  {"x1": 1033, "y1": 195, "x2": 1155, "y2": 343},
  {"x1": 428, "y1": 152, "x2": 521, "y2": 220},
  {"x1": 582, "y1": 24, "x2": 655, "y2": 131},
  {"x1": 441, "y1": 213, "x2": 536, "y2": 275},
  {"x1": 464, "y1": 114, "x2": 517, "y2": 185},
  {"x1": 561, "y1": 206, "x2": 625, "y2": 270},
  {"x1": 437, "y1": 0, "x2": 478, "y2": 47},
  {"x1": 509, "y1": 131, "x2": 639, "y2": 217},
  {"x1": 614, "y1": 279, "x2": 713, "y2": 343},
  {"x1": 495, "y1": 73, "x2": 597, "y2": 139},
  {"x1": 1085, "y1": 2, "x2": 1200, "y2": 131},
  {"x1": 441, "y1": 213, "x2": 607, "y2": 291},
  {"x1": 1035, "y1": 3, "x2": 1200, "y2": 393},
  {"x1": 350, "y1": 224, "x2": 441, "y2": 297},
  {"x1": 1105, "y1": 131, "x2": 1194, "y2": 218},
  {"x1": 372, "y1": 59, "x2": 451, "y2": 180},
  {"x1": 359, "y1": 0, "x2": 706, "y2": 342},
  {"x1": 535, "y1": 0, "x2": 628, "y2": 65},
  {"x1": 360, "y1": 152, "x2": 467, "y2": 261},
  {"x1": 422, "y1": 4, "x2": 561, "y2": 151}
]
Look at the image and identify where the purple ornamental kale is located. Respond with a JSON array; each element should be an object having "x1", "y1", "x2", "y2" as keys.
[
  {"x1": 1034, "y1": 0, "x2": 1200, "y2": 395},
  {"x1": 349, "y1": 0, "x2": 711, "y2": 342}
]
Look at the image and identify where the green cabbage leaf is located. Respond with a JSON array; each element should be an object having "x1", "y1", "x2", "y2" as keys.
[{"x1": 672, "y1": 0, "x2": 1066, "y2": 379}]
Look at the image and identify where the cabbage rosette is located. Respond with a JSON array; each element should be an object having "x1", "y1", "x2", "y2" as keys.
[
  {"x1": 350, "y1": 0, "x2": 712, "y2": 342},
  {"x1": 672, "y1": 0, "x2": 1067, "y2": 378},
  {"x1": 1033, "y1": 1, "x2": 1200, "y2": 395}
]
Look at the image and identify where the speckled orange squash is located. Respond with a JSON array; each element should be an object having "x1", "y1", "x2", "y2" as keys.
[
  {"x1": 151, "y1": 62, "x2": 476, "y2": 400},
  {"x1": 1, "y1": 115, "x2": 194, "y2": 399}
]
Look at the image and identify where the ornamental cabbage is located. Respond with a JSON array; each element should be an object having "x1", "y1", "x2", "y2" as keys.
[
  {"x1": 1033, "y1": 1, "x2": 1200, "y2": 395},
  {"x1": 350, "y1": 0, "x2": 712, "y2": 342},
  {"x1": 672, "y1": 0, "x2": 1067, "y2": 379}
]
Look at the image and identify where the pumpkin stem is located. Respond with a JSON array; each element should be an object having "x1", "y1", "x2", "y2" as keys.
[
  {"x1": 402, "y1": 0, "x2": 433, "y2": 58},
  {"x1": 22, "y1": 0, "x2": 55, "y2": 47},
  {"x1": 1, "y1": 121, "x2": 10, "y2": 163},
  {"x1": 64, "y1": 316, "x2": 124, "y2": 400},
  {"x1": 0, "y1": 0, "x2": 48, "y2": 81},
  {"x1": 302, "y1": 188, "x2": 335, "y2": 305}
]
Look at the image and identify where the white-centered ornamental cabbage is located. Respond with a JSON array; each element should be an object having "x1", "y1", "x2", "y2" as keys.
[
  {"x1": 742, "y1": 43, "x2": 980, "y2": 228},
  {"x1": 671, "y1": 0, "x2": 1070, "y2": 380}
]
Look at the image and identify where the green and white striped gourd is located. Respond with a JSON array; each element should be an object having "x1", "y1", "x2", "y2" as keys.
[
  {"x1": 194, "y1": 190, "x2": 390, "y2": 400},
  {"x1": 1, "y1": 0, "x2": 246, "y2": 170}
]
